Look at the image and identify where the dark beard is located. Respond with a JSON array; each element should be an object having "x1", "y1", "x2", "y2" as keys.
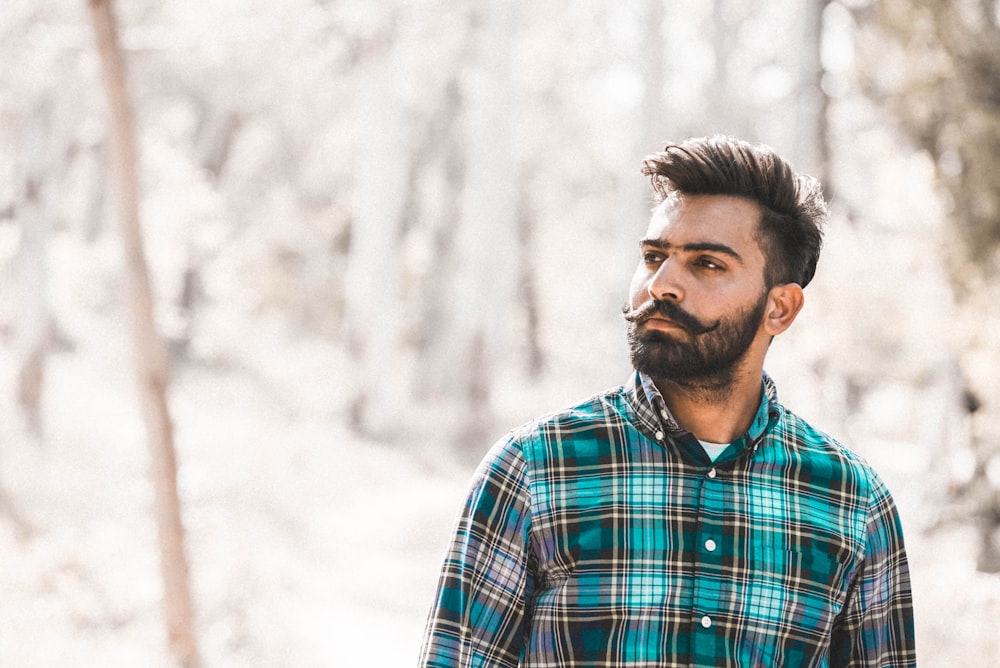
[{"x1": 624, "y1": 290, "x2": 769, "y2": 397}]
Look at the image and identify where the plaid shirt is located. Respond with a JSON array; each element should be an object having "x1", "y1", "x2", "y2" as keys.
[{"x1": 420, "y1": 372, "x2": 915, "y2": 667}]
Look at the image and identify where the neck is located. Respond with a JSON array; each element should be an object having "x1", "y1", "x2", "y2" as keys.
[{"x1": 655, "y1": 362, "x2": 763, "y2": 444}]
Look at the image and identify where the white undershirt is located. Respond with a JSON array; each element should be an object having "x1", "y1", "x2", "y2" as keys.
[{"x1": 698, "y1": 440, "x2": 729, "y2": 462}]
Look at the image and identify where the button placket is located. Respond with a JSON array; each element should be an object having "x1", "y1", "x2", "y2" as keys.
[
  {"x1": 699, "y1": 488, "x2": 721, "y2": 561},
  {"x1": 691, "y1": 467, "x2": 725, "y2": 654}
]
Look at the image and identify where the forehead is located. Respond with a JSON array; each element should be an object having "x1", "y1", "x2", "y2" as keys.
[{"x1": 644, "y1": 194, "x2": 764, "y2": 256}]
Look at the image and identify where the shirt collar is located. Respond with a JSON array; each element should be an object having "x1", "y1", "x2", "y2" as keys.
[{"x1": 626, "y1": 370, "x2": 780, "y2": 445}]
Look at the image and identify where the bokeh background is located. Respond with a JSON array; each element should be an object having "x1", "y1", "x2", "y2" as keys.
[{"x1": 2, "y1": 0, "x2": 1000, "y2": 665}]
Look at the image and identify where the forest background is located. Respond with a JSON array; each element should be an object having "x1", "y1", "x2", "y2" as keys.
[{"x1": 2, "y1": 0, "x2": 1000, "y2": 666}]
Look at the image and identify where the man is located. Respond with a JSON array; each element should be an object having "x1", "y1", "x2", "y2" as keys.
[{"x1": 419, "y1": 136, "x2": 915, "y2": 667}]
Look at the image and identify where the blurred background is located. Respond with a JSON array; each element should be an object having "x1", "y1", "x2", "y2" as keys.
[{"x1": 2, "y1": 0, "x2": 1000, "y2": 665}]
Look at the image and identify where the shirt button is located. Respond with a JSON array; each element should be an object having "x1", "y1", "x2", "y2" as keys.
[
  {"x1": 654, "y1": 431, "x2": 664, "y2": 440},
  {"x1": 701, "y1": 615, "x2": 712, "y2": 629},
  {"x1": 707, "y1": 468, "x2": 717, "y2": 478},
  {"x1": 705, "y1": 539, "x2": 717, "y2": 552}
]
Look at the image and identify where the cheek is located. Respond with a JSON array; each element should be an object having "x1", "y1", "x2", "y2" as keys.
[{"x1": 627, "y1": 269, "x2": 647, "y2": 305}]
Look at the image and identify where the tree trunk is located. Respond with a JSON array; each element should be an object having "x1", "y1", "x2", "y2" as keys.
[
  {"x1": 415, "y1": 74, "x2": 469, "y2": 398},
  {"x1": 342, "y1": 10, "x2": 410, "y2": 437},
  {"x1": 517, "y1": 203, "x2": 544, "y2": 379},
  {"x1": 618, "y1": 0, "x2": 666, "y2": 262},
  {"x1": 15, "y1": 105, "x2": 54, "y2": 436},
  {"x1": 85, "y1": 1, "x2": 201, "y2": 665},
  {"x1": 447, "y1": 1, "x2": 521, "y2": 444},
  {"x1": 609, "y1": 1, "x2": 666, "y2": 380},
  {"x1": 708, "y1": 0, "x2": 743, "y2": 136},
  {"x1": 797, "y1": 0, "x2": 832, "y2": 186}
]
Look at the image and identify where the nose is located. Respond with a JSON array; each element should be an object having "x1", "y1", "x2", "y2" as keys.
[{"x1": 648, "y1": 257, "x2": 684, "y2": 303}]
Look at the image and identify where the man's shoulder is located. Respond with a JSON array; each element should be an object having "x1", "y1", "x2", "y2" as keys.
[
  {"x1": 473, "y1": 386, "x2": 633, "y2": 477},
  {"x1": 508, "y1": 385, "x2": 633, "y2": 439},
  {"x1": 488, "y1": 386, "x2": 636, "y2": 465},
  {"x1": 772, "y1": 404, "x2": 889, "y2": 499},
  {"x1": 773, "y1": 404, "x2": 844, "y2": 450}
]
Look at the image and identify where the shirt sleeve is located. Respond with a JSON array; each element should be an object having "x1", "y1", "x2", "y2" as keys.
[
  {"x1": 418, "y1": 436, "x2": 535, "y2": 668},
  {"x1": 828, "y1": 475, "x2": 916, "y2": 667}
]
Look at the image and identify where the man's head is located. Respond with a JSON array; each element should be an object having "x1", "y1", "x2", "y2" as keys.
[
  {"x1": 641, "y1": 135, "x2": 828, "y2": 289},
  {"x1": 625, "y1": 136, "x2": 828, "y2": 392}
]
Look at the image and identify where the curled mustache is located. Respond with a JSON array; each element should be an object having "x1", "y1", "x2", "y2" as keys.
[{"x1": 621, "y1": 299, "x2": 720, "y2": 335}]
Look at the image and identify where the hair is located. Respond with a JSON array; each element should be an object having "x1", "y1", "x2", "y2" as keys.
[{"x1": 641, "y1": 135, "x2": 828, "y2": 288}]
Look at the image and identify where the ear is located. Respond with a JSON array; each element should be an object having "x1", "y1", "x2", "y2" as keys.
[{"x1": 763, "y1": 283, "x2": 805, "y2": 336}]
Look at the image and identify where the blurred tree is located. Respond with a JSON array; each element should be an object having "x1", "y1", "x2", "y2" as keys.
[
  {"x1": 856, "y1": 0, "x2": 1000, "y2": 266},
  {"x1": 86, "y1": 0, "x2": 201, "y2": 663},
  {"x1": 613, "y1": 1, "x2": 666, "y2": 326},
  {"x1": 854, "y1": 0, "x2": 1000, "y2": 572},
  {"x1": 420, "y1": 2, "x2": 522, "y2": 446},
  {"x1": 413, "y1": 13, "x2": 474, "y2": 397},
  {"x1": 195, "y1": 110, "x2": 241, "y2": 184},
  {"x1": 517, "y1": 202, "x2": 544, "y2": 378},
  {"x1": 14, "y1": 101, "x2": 55, "y2": 435},
  {"x1": 798, "y1": 0, "x2": 833, "y2": 187},
  {"x1": 708, "y1": 0, "x2": 748, "y2": 136},
  {"x1": 342, "y1": 5, "x2": 410, "y2": 437}
]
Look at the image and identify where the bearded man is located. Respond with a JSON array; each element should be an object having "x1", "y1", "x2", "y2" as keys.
[{"x1": 419, "y1": 136, "x2": 916, "y2": 667}]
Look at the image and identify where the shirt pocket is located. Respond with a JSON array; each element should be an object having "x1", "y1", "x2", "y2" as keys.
[{"x1": 745, "y1": 546, "x2": 849, "y2": 637}]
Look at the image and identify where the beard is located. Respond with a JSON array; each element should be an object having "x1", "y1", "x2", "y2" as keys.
[{"x1": 623, "y1": 290, "x2": 769, "y2": 394}]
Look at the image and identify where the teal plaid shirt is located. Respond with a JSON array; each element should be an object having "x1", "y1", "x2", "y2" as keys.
[{"x1": 420, "y1": 372, "x2": 915, "y2": 667}]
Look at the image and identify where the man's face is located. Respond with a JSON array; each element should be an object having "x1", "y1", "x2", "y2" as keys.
[{"x1": 625, "y1": 194, "x2": 771, "y2": 387}]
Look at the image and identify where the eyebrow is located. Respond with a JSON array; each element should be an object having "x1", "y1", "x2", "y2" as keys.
[{"x1": 640, "y1": 238, "x2": 744, "y2": 263}]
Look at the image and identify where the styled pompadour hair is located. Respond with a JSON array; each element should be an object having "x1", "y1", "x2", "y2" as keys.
[{"x1": 642, "y1": 135, "x2": 829, "y2": 288}]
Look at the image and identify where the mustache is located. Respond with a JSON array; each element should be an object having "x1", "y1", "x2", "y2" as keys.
[{"x1": 621, "y1": 299, "x2": 720, "y2": 335}]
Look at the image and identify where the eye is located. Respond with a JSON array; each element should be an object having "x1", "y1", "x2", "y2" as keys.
[
  {"x1": 642, "y1": 250, "x2": 664, "y2": 265},
  {"x1": 695, "y1": 257, "x2": 724, "y2": 271}
]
